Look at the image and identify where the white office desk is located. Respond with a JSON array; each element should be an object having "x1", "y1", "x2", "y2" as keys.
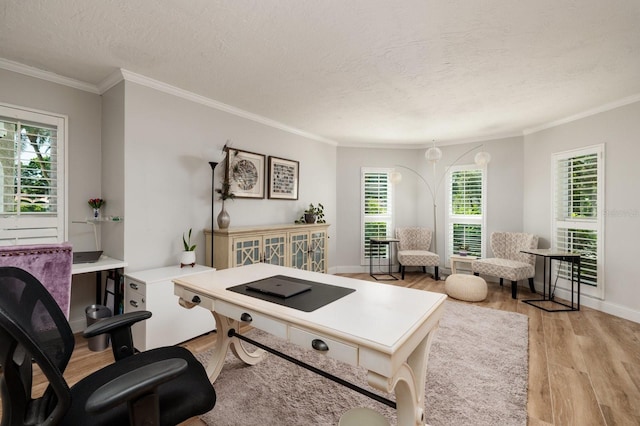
[
  {"x1": 72, "y1": 255, "x2": 127, "y2": 314},
  {"x1": 174, "y1": 263, "x2": 446, "y2": 425}
]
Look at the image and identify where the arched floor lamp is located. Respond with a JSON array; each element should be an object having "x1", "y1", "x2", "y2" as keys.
[{"x1": 390, "y1": 143, "x2": 491, "y2": 256}]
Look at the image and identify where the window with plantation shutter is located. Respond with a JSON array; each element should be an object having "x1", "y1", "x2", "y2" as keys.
[
  {"x1": 0, "y1": 104, "x2": 66, "y2": 245},
  {"x1": 361, "y1": 168, "x2": 393, "y2": 264},
  {"x1": 446, "y1": 165, "x2": 486, "y2": 262},
  {"x1": 552, "y1": 145, "x2": 604, "y2": 298}
]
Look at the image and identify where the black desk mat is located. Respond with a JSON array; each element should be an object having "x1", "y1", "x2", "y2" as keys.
[{"x1": 227, "y1": 275, "x2": 355, "y2": 312}]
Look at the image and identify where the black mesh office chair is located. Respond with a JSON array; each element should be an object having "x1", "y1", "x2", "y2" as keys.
[{"x1": 0, "y1": 266, "x2": 216, "y2": 426}]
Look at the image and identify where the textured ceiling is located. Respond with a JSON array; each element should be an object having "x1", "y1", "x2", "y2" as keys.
[{"x1": 1, "y1": 0, "x2": 639, "y2": 146}]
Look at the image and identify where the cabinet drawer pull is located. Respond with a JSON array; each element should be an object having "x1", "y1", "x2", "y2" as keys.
[
  {"x1": 311, "y1": 339, "x2": 329, "y2": 352},
  {"x1": 129, "y1": 300, "x2": 139, "y2": 308},
  {"x1": 240, "y1": 313, "x2": 253, "y2": 322},
  {"x1": 129, "y1": 282, "x2": 139, "y2": 290},
  {"x1": 191, "y1": 295, "x2": 201, "y2": 304}
]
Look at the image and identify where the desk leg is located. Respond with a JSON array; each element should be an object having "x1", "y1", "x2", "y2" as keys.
[
  {"x1": 367, "y1": 324, "x2": 439, "y2": 426},
  {"x1": 95, "y1": 271, "x2": 102, "y2": 305},
  {"x1": 202, "y1": 311, "x2": 267, "y2": 382}
]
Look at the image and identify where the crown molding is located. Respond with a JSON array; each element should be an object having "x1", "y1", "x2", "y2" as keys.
[
  {"x1": 4, "y1": 57, "x2": 639, "y2": 146},
  {"x1": 97, "y1": 69, "x2": 126, "y2": 94},
  {"x1": 0, "y1": 58, "x2": 100, "y2": 94},
  {"x1": 523, "y1": 93, "x2": 640, "y2": 135},
  {"x1": 101, "y1": 68, "x2": 339, "y2": 146},
  {"x1": 339, "y1": 130, "x2": 523, "y2": 149}
]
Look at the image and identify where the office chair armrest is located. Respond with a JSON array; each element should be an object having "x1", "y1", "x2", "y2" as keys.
[
  {"x1": 85, "y1": 358, "x2": 188, "y2": 414},
  {"x1": 84, "y1": 311, "x2": 152, "y2": 360},
  {"x1": 83, "y1": 311, "x2": 152, "y2": 338}
]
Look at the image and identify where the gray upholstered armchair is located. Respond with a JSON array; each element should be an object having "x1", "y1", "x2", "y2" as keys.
[
  {"x1": 395, "y1": 227, "x2": 440, "y2": 280},
  {"x1": 472, "y1": 232, "x2": 538, "y2": 299}
]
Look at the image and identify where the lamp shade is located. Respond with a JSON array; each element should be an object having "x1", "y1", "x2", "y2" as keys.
[
  {"x1": 205, "y1": 144, "x2": 227, "y2": 166},
  {"x1": 389, "y1": 171, "x2": 402, "y2": 184},
  {"x1": 425, "y1": 146, "x2": 442, "y2": 163},
  {"x1": 474, "y1": 151, "x2": 491, "y2": 167}
]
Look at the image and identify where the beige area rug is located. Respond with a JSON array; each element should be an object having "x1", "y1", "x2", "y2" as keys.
[{"x1": 198, "y1": 301, "x2": 528, "y2": 426}]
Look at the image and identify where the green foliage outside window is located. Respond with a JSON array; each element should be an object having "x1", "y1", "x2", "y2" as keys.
[
  {"x1": 567, "y1": 154, "x2": 597, "y2": 219},
  {"x1": 0, "y1": 123, "x2": 55, "y2": 213},
  {"x1": 451, "y1": 170, "x2": 482, "y2": 215}
]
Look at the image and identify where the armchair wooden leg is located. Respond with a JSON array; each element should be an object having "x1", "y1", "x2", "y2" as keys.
[
  {"x1": 434, "y1": 266, "x2": 439, "y2": 281},
  {"x1": 422, "y1": 266, "x2": 426, "y2": 273},
  {"x1": 511, "y1": 281, "x2": 517, "y2": 299},
  {"x1": 500, "y1": 278, "x2": 504, "y2": 287},
  {"x1": 401, "y1": 265, "x2": 405, "y2": 280},
  {"x1": 528, "y1": 277, "x2": 536, "y2": 293}
]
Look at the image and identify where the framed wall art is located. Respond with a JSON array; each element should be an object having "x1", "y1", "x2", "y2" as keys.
[
  {"x1": 227, "y1": 148, "x2": 266, "y2": 199},
  {"x1": 268, "y1": 156, "x2": 299, "y2": 200}
]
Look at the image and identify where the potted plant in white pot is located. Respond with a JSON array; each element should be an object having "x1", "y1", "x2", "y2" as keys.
[{"x1": 180, "y1": 228, "x2": 196, "y2": 267}]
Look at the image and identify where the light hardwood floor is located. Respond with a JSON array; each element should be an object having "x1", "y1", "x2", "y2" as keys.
[{"x1": 4, "y1": 272, "x2": 640, "y2": 425}]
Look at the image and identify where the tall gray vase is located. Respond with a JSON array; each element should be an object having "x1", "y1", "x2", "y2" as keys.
[{"x1": 217, "y1": 201, "x2": 230, "y2": 229}]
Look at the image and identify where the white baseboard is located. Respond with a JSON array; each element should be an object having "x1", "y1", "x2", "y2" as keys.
[{"x1": 547, "y1": 285, "x2": 640, "y2": 324}]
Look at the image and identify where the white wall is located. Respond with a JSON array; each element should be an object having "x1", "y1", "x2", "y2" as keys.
[
  {"x1": 335, "y1": 137, "x2": 525, "y2": 272},
  {"x1": 0, "y1": 68, "x2": 103, "y2": 328},
  {"x1": 336, "y1": 147, "x2": 423, "y2": 271},
  {"x1": 3, "y1": 66, "x2": 639, "y2": 325},
  {"x1": 101, "y1": 81, "x2": 126, "y2": 260},
  {"x1": 122, "y1": 81, "x2": 337, "y2": 271},
  {"x1": 523, "y1": 100, "x2": 640, "y2": 322}
]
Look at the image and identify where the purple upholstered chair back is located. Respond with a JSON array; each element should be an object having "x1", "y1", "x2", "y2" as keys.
[{"x1": 0, "y1": 243, "x2": 73, "y2": 318}]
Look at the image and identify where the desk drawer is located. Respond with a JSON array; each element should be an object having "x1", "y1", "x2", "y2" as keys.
[
  {"x1": 126, "y1": 279, "x2": 146, "y2": 296},
  {"x1": 174, "y1": 287, "x2": 215, "y2": 311},
  {"x1": 289, "y1": 327, "x2": 358, "y2": 366},
  {"x1": 215, "y1": 300, "x2": 287, "y2": 339}
]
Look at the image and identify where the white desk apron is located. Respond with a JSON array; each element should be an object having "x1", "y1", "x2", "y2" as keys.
[{"x1": 174, "y1": 263, "x2": 446, "y2": 426}]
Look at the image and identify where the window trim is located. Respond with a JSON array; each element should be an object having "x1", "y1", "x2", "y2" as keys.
[
  {"x1": 0, "y1": 103, "x2": 68, "y2": 245},
  {"x1": 445, "y1": 163, "x2": 487, "y2": 265},
  {"x1": 551, "y1": 144, "x2": 605, "y2": 299},
  {"x1": 360, "y1": 167, "x2": 394, "y2": 265}
]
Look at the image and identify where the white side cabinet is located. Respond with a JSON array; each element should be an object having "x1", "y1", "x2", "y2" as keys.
[{"x1": 124, "y1": 265, "x2": 216, "y2": 351}]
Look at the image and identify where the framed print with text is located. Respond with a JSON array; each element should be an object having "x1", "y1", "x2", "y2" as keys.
[
  {"x1": 268, "y1": 156, "x2": 299, "y2": 200},
  {"x1": 227, "y1": 148, "x2": 266, "y2": 199}
]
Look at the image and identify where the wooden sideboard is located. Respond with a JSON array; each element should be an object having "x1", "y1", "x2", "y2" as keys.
[{"x1": 205, "y1": 223, "x2": 329, "y2": 273}]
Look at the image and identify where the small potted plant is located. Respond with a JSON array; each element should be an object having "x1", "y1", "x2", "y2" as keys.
[
  {"x1": 180, "y1": 228, "x2": 196, "y2": 267},
  {"x1": 295, "y1": 203, "x2": 325, "y2": 224},
  {"x1": 458, "y1": 245, "x2": 469, "y2": 256}
]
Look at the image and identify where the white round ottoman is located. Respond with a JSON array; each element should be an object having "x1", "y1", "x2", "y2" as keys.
[{"x1": 445, "y1": 274, "x2": 488, "y2": 302}]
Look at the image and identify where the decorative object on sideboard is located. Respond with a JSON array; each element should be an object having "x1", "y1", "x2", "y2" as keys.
[
  {"x1": 215, "y1": 172, "x2": 235, "y2": 229},
  {"x1": 390, "y1": 142, "x2": 491, "y2": 256},
  {"x1": 227, "y1": 148, "x2": 266, "y2": 199},
  {"x1": 268, "y1": 156, "x2": 299, "y2": 200},
  {"x1": 180, "y1": 228, "x2": 196, "y2": 268},
  {"x1": 88, "y1": 198, "x2": 105, "y2": 219},
  {"x1": 295, "y1": 203, "x2": 325, "y2": 224}
]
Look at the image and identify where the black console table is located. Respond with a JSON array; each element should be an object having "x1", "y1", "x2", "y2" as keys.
[
  {"x1": 369, "y1": 238, "x2": 399, "y2": 281},
  {"x1": 521, "y1": 249, "x2": 581, "y2": 312}
]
